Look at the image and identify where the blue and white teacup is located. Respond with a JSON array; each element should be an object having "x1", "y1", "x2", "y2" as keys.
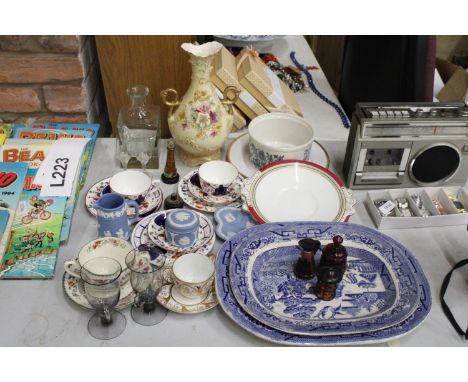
[
  {"x1": 93, "y1": 192, "x2": 139, "y2": 240},
  {"x1": 198, "y1": 160, "x2": 238, "y2": 196}
]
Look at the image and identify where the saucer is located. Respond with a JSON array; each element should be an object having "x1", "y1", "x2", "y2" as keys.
[
  {"x1": 226, "y1": 133, "x2": 331, "y2": 178},
  {"x1": 213, "y1": 206, "x2": 257, "y2": 241},
  {"x1": 178, "y1": 170, "x2": 243, "y2": 213},
  {"x1": 86, "y1": 177, "x2": 163, "y2": 219},
  {"x1": 131, "y1": 212, "x2": 216, "y2": 259},
  {"x1": 187, "y1": 172, "x2": 242, "y2": 206},
  {"x1": 156, "y1": 254, "x2": 218, "y2": 314},
  {"x1": 147, "y1": 210, "x2": 214, "y2": 253},
  {"x1": 63, "y1": 272, "x2": 135, "y2": 310}
]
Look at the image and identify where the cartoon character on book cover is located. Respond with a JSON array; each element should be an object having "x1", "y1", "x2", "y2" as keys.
[{"x1": 0, "y1": 143, "x2": 66, "y2": 279}]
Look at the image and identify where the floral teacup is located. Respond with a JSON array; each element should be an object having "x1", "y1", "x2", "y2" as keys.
[{"x1": 198, "y1": 160, "x2": 238, "y2": 195}]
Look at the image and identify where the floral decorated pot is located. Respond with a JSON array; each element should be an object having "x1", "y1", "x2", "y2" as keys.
[
  {"x1": 248, "y1": 113, "x2": 314, "y2": 169},
  {"x1": 161, "y1": 41, "x2": 239, "y2": 167}
]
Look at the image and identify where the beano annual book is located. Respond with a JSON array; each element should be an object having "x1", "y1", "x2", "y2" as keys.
[
  {"x1": 10, "y1": 126, "x2": 95, "y2": 241},
  {"x1": 0, "y1": 162, "x2": 28, "y2": 263},
  {"x1": 0, "y1": 142, "x2": 66, "y2": 279}
]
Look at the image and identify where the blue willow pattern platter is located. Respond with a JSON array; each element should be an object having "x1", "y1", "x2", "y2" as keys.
[
  {"x1": 131, "y1": 212, "x2": 215, "y2": 259},
  {"x1": 215, "y1": 222, "x2": 431, "y2": 346},
  {"x1": 229, "y1": 225, "x2": 420, "y2": 336}
]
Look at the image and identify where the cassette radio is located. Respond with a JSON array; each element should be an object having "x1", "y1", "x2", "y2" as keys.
[{"x1": 343, "y1": 102, "x2": 468, "y2": 189}]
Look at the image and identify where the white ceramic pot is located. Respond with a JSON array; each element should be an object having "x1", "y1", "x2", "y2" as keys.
[
  {"x1": 109, "y1": 170, "x2": 152, "y2": 200},
  {"x1": 172, "y1": 253, "x2": 214, "y2": 300},
  {"x1": 248, "y1": 113, "x2": 314, "y2": 169}
]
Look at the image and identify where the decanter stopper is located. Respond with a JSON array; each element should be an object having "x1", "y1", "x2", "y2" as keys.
[
  {"x1": 161, "y1": 138, "x2": 179, "y2": 184},
  {"x1": 315, "y1": 266, "x2": 343, "y2": 301},
  {"x1": 294, "y1": 238, "x2": 321, "y2": 280},
  {"x1": 319, "y1": 235, "x2": 347, "y2": 274}
]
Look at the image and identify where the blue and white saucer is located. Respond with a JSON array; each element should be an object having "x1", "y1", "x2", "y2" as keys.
[
  {"x1": 213, "y1": 206, "x2": 257, "y2": 241},
  {"x1": 146, "y1": 210, "x2": 214, "y2": 253},
  {"x1": 131, "y1": 212, "x2": 215, "y2": 259},
  {"x1": 85, "y1": 177, "x2": 163, "y2": 219}
]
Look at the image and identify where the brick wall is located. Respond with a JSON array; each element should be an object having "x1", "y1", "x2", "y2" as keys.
[{"x1": 0, "y1": 35, "x2": 110, "y2": 135}]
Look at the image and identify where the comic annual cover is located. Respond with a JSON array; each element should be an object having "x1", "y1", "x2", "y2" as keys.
[{"x1": 0, "y1": 142, "x2": 66, "y2": 279}]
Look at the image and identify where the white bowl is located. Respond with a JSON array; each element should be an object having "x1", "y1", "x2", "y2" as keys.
[
  {"x1": 242, "y1": 160, "x2": 355, "y2": 224},
  {"x1": 248, "y1": 113, "x2": 314, "y2": 169},
  {"x1": 110, "y1": 170, "x2": 152, "y2": 200},
  {"x1": 198, "y1": 160, "x2": 238, "y2": 195}
]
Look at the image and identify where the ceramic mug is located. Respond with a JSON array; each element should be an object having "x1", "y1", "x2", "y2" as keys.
[
  {"x1": 109, "y1": 170, "x2": 152, "y2": 201},
  {"x1": 64, "y1": 237, "x2": 134, "y2": 284},
  {"x1": 248, "y1": 113, "x2": 314, "y2": 169},
  {"x1": 172, "y1": 253, "x2": 214, "y2": 300},
  {"x1": 198, "y1": 160, "x2": 238, "y2": 195},
  {"x1": 93, "y1": 193, "x2": 139, "y2": 240}
]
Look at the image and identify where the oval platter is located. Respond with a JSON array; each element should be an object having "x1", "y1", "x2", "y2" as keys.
[{"x1": 215, "y1": 222, "x2": 431, "y2": 346}]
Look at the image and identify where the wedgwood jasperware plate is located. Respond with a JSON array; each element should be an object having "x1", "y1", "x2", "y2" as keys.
[
  {"x1": 157, "y1": 254, "x2": 218, "y2": 314},
  {"x1": 229, "y1": 222, "x2": 420, "y2": 336},
  {"x1": 63, "y1": 273, "x2": 135, "y2": 310},
  {"x1": 227, "y1": 133, "x2": 330, "y2": 178},
  {"x1": 242, "y1": 160, "x2": 355, "y2": 224},
  {"x1": 215, "y1": 222, "x2": 431, "y2": 346},
  {"x1": 147, "y1": 210, "x2": 214, "y2": 253},
  {"x1": 131, "y1": 212, "x2": 215, "y2": 259},
  {"x1": 213, "y1": 206, "x2": 257, "y2": 241},
  {"x1": 187, "y1": 172, "x2": 242, "y2": 205},
  {"x1": 86, "y1": 177, "x2": 163, "y2": 218},
  {"x1": 178, "y1": 170, "x2": 242, "y2": 213}
]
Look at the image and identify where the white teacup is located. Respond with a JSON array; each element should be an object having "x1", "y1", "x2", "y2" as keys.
[
  {"x1": 64, "y1": 237, "x2": 133, "y2": 284},
  {"x1": 109, "y1": 170, "x2": 152, "y2": 200},
  {"x1": 172, "y1": 253, "x2": 214, "y2": 302},
  {"x1": 198, "y1": 160, "x2": 238, "y2": 195}
]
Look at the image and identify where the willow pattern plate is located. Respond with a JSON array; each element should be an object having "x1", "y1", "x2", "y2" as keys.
[
  {"x1": 85, "y1": 177, "x2": 163, "y2": 218},
  {"x1": 229, "y1": 223, "x2": 420, "y2": 336},
  {"x1": 215, "y1": 222, "x2": 431, "y2": 346}
]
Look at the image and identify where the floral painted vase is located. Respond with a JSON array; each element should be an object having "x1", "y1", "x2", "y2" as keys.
[{"x1": 161, "y1": 41, "x2": 239, "y2": 167}]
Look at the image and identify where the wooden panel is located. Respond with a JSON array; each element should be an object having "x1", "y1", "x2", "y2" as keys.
[
  {"x1": 95, "y1": 35, "x2": 193, "y2": 138},
  {"x1": 307, "y1": 36, "x2": 346, "y2": 95}
]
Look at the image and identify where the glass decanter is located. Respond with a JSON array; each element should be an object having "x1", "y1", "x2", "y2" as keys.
[{"x1": 117, "y1": 85, "x2": 160, "y2": 170}]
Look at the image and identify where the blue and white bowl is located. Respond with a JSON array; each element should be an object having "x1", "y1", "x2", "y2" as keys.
[
  {"x1": 248, "y1": 113, "x2": 314, "y2": 169},
  {"x1": 165, "y1": 209, "x2": 199, "y2": 249}
]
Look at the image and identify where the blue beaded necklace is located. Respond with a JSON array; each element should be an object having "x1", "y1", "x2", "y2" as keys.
[{"x1": 290, "y1": 51, "x2": 350, "y2": 129}]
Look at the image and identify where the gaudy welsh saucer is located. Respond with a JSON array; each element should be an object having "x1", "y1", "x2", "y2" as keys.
[
  {"x1": 86, "y1": 177, "x2": 163, "y2": 218},
  {"x1": 146, "y1": 210, "x2": 214, "y2": 253},
  {"x1": 131, "y1": 212, "x2": 216, "y2": 259},
  {"x1": 178, "y1": 170, "x2": 242, "y2": 213},
  {"x1": 187, "y1": 172, "x2": 242, "y2": 206},
  {"x1": 156, "y1": 254, "x2": 218, "y2": 314},
  {"x1": 63, "y1": 272, "x2": 135, "y2": 310},
  {"x1": 213, "y1": 206, "x2": 257, "y2": 241}
]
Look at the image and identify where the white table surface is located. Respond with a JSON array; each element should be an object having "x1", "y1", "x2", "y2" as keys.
[{"x1": 1, "y1": 36, "x2": 467, "y2": 347}]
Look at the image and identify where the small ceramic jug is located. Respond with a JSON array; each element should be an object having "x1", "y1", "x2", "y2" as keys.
[{"x1": 93, "y1": 193, "x2": 139, "y2": 240}]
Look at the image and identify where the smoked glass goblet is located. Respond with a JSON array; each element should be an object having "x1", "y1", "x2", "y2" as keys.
[
  {"x1": 126, "y1": 248, "x2": 167, "y2": 326},
  {"x1": 81, "y1": 257, "x2": 127, "y2": 340}
]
